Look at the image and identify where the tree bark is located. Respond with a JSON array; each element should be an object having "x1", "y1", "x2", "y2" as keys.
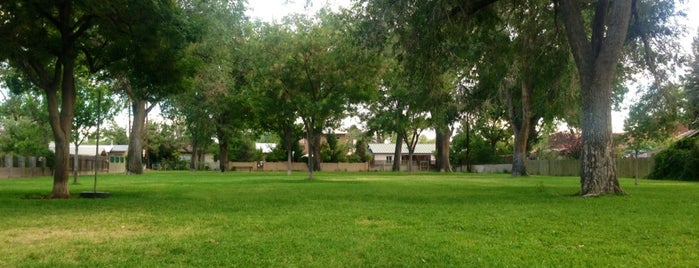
[
  {"x1": 217, "y1": 127, "x2": 229, "y2": 172},
  {"x1": 127, "y1": 99, "x2": 147, "y2": 174},
  {"x1": 509, "y1": 79, "x2": 533, "y2": 177},
  {"x1": 435, "y1": 128, "x2": 452, "y2": 172},
  {"x1": 286, "y1": 143, "x2": 293, "y2": 176},
  {"x1": 47, "y1": 57, "x2": 76, "y2": 198},
  {"x1": 465, "y1": 115, "x2": 472, "y2": 172},
  {"x1": 312, "y1": 134, "x2": 322, "y2": 171},
  {"x1": 392, "y1": 133, "x2": 404, "y2": 171},
  {"x1": 559, "y1": 0, "x2": 630, "y2": 196},
  {"x1": 284, "y1": 128, "x2": 293, "y2": 176},
  {"x1": 189, "y1": 140, "x2": 198, "y2": 170}
]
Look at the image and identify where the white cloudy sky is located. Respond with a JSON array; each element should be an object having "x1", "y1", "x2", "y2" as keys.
[{"x1": 246, "y1": 0, "x2": 351, "y2": 22}]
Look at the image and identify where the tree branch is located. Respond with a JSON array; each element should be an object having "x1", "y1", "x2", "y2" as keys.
[
  {"x1": 591, "y1": 0, "x2": 609, "y2": 56},
  {"x1": 596, "y1": 0, "x2": 633, "y2": 68},
  {"x1": 558, "y1": 0, "x2": 594, "y2": 73}
]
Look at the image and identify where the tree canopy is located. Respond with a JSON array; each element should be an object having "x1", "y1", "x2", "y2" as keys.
[{"x1": 0, "y1": 0, "x2": 692, "y2": 196}]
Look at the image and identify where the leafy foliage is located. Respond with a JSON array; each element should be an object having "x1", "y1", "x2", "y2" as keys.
[
  {"x1": 0, "y1": 75, "x2": 52, "y2": 158},
  {"x1": 252, "y1": 10, "x2": 383, "y2": 175},
  {"x1": 321, "y1": 133, "x2": 348, "y2": 163},
  {"x1": 648, "y1": 135, "x2": 699, "y2": 181},
  {"x1": 100, "y1": 121, "x2": 129, "y2": 145},
  {"x1": 265, "y1": 141, "x2": 303, "y2": 163},
  {"x1": 683, "y1": 28, "x2": 699, "y2": 128}
]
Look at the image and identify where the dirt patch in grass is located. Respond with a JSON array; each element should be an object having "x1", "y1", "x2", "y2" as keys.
[
  {"x1": 355, "y1": 217, "x2": 400, "y2": 228},
  {"x1": 2, "y1": 226, "x2": 146, "y2": 245}
]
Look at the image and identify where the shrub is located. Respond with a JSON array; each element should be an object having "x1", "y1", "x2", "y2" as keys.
[{"x1": 648, "y1": 136, "x2": 699, "y2": 181}]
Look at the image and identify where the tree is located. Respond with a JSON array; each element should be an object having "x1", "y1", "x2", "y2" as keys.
[
  {"x1": 0, "y1": 0, "x2": 191, "y2": 197},
  {"x1": 489, "y1": 0, "x2": 578, "y2": 176},
  {"x1": 321, "y1": 133, "x2": 347, "y2": 163},
  {"x1": 250, "y1": 21, "x2": 304, "y2": 175},
  {"x1": 109, "y1": 3, "x2": 194, "y2": 175},
  {"x1": 364, "y1": 57, "x2": 430, "y2": 173},
  {"x1": 255, "y1": 11, "x2": 383, "y2": 179},
  {"x1": 101, "y1": 121, "x2": 129, "y2": 145},
  {"x1": 557, "y1": 0, "x2": 631, "y2": 195},
  {"x1": 0, "y1": 78, "x2": 53, "y2": 158},
  {"x1": 71, "y1": 72, "x2": 119, "y2": 184},
  {"x1": 557, "y1": 0, "x2": 686, "y2": 195},
  {"x1": 145, "y1": 121, "x2": 187, "y2": 170},
  {"x1": 359, "y1": 0, "x2": 681, "y2": 194},
  {"x1": 684, "y1": 28, "x2": 699, "y2": 129},
  {"x1": 170, "y1": 0, "x2": 250, "y2": 172}
]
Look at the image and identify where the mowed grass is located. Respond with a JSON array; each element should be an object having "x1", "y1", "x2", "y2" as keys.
[{"x1": 1, "y1": 172, "x2": 697, "y2": 267}]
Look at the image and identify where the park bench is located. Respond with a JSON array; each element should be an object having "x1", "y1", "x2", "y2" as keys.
[{"x1": 230, "y1": 164, "x2": 254, "y2": 172}]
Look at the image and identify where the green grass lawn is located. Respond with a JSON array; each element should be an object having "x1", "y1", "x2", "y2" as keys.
[{"x1": 1, "y1": 171, "x2": 697, "y2": 267}]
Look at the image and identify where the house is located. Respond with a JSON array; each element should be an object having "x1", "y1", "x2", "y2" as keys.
[
  {"x1": 48, "y1": 142, "x2": 128, "y2": 173},
  {"x1": 299, "y1": 131, "x2": 348, "y2": 155},
  {"x1": 368, "y1": 143, "x2": 436, "y2": 170}
]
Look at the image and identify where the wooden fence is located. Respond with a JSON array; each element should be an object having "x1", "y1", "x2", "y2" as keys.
[
  {"x1": 0, "y1": 155, "x2": 126, "y2": 179},
  {"x1": 458, "y1": 158, "x2": 655, "y2": 178},
  {"x1": 227, "y1": 161, "x2": 370, "y2": 172}
]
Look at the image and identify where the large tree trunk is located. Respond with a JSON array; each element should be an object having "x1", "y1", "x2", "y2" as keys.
[
  {"x1": 189, "y1": 140, "x2": 198, "y2": 170},
  {"x1": 392, "y1": 133, "x2": 404, "y2": 171},
  {"x1": 46, "y1": 58, "x2": 77, "y2": 199},
  {"x1": 217, "y1": 128, "x2": 229, "y2": 172},
  {"x1": 435, "y1": 129, "x2": 452, "y2": 172},
  {"x1": 578, "y1": 75, "x2": 622, "y2": 195},
  {"x1": 509, "y1": 80, "x2": 533, "y2": 177},
  {"x1": 218, "y1": 141, "x2": 229, "y2": 172},
  {"x1": 559, "y1": 0, "x2": 630, "y2": 196},
  {"x1": 127, "y1": 99, "x2": 147, "y2": 174},
  {"x1": 312, "y1": 134, "x2": 322, "y2": 171}
]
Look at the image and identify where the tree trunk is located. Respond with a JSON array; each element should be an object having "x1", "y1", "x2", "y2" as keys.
[
  {"x1": 312, "y1": 134, "x2": 322, "y2": 171},
  {"x1": 284, "y1": 127, "x2": 293, "y2": 176},
  {"x1": 217, "y1": 129, "x2": 229, "y2": 172},
  {"x1": 286, "y1": 143, "x2": 293, "y2": 176},
  {"x1": 392, "y1": 134, "x2": 404, "y2": 171},
  {"x1": 559, "y1": 0, "x2": 630, "y2": 196},
  {"x1": 435, "y1": 129, "x2": 452, "y2": 172},
  {"x1": 305, "y1": 126, "x2": 314, "y2": 179},
  {"x1": 35, "y1": 2, "x2": 78, "y2": 198},
  {"x1": 46, "y1": 50, "x2": 77, "y2": 198},
  {"x1": 51, "y1": 129, "x2": 72, "y2": 199},
  {"x1": 47, "y1": 88, "x2": 75, "y2": 197},
  {"x1": 218, "y1": 141, "x2": 229, "y2": 172},
  {"x1": 127, "y1": 99, "x2": 147, "y2": 174},
  {"x1": 189, "y1": 140, "x2": 198, "y2": 170},
  {"x1": 510, "y1": 80, "x2": 533, "y2": 177},
  {"x1": 578, "y1": 77, "x2": 622, "y2": 196},
  {"x1": 73, "y1": 144, "x2": 79, "y2": 184},
  {"x1": 465, "y1": 114, "x2": 472, "y2": 172}
]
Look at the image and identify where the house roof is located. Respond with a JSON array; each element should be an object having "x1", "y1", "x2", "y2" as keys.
[
  {"x1": 111, "y1": 145, "x2": 129, "y2": 153},
  {"x1": 368, "y1": 143, "x2": 436, "y2": 155},
  {"x1": 48, "y1": 142, "x2": 129, "y2": 156}
]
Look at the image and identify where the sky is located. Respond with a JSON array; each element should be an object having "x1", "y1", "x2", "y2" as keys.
[
  {"x1": 246, "y1": 0, "x2": 699, "y2": 134},
  {"x1": 246, "y1": 0, "x2": 351, "y2": 22}
]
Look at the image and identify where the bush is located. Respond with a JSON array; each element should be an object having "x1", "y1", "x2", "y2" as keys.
[{"x1": 648, "y1": 136, "x2": 699, "y2": 181}]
